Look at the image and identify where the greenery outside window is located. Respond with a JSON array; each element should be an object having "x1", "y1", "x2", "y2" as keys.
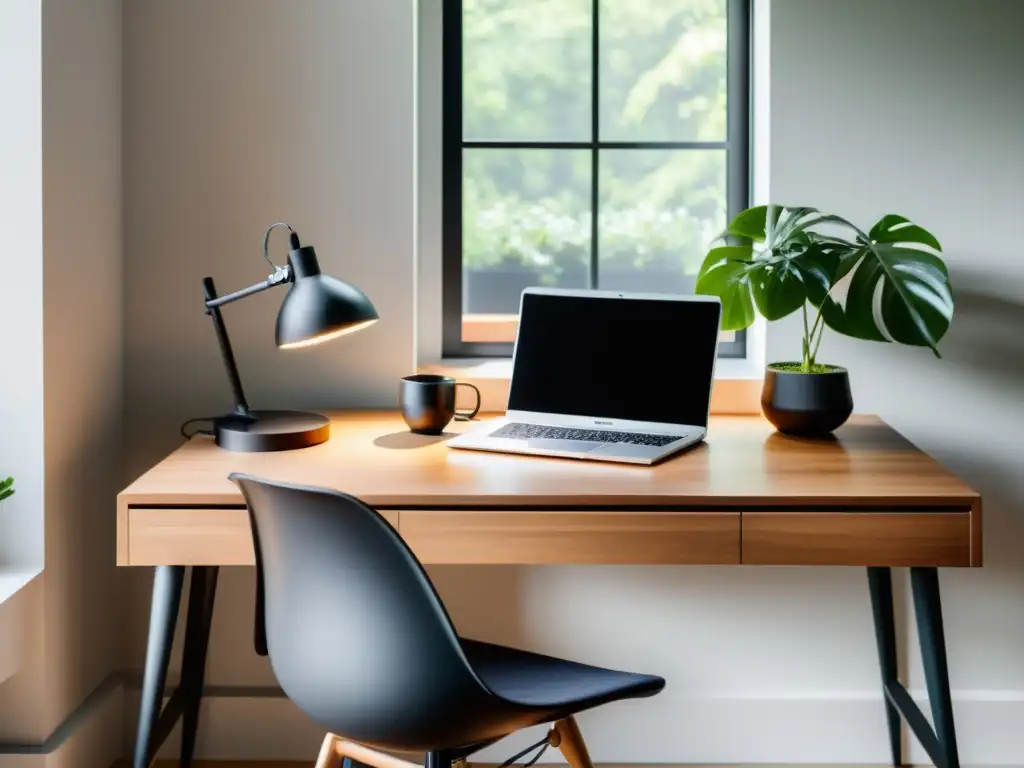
[{"x1": 442, "y1": 0, "x2": 751, "y2": 357}]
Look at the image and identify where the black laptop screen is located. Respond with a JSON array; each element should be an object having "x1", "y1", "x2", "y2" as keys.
[{"x1": 508, "y1": 292, "x2": 721, "y2": 427}]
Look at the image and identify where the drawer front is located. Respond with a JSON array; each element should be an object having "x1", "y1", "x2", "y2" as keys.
[
  {"x1": 401, "y1": 510, "x2": 740, "y2": 565},
  {"x1": 126, "y1": 507, "x2": 401, "y2": 566},
  {"x1": 742, "y1": 512, "x2": 972, "y2": 566}
]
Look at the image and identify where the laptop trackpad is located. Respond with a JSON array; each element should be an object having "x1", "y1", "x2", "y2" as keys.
[
  {"x1": 591, "y1": 443, "x2": 664, "y2": 459},
  {"x1": 527, "y1": 439, "x2": 602, "y2": 453}
]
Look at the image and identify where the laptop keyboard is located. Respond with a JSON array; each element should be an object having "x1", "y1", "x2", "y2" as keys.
[{"x1": 491, "y1": 422, "x2": 681, "y2": 447}]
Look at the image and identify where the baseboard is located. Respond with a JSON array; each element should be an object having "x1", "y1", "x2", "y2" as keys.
[
  {"x1": 121, "y1": 687, "x2": 1024, "y2": 765},
  {"x1": 109, "y1": 763, "x2": 926, "y2": 768},
  {"x1": 0, "y1": 675, "x2": 123, "y2": 768}
]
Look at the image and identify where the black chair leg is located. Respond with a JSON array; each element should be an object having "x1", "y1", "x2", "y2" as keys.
[
  {"x1": 424, "y1": 751, "x2": 456, "y2": 768},
  {"x1": 179, "y1": 566, "x2": 220, "y2": 767},
  {"x1": 868, "y1": 567, "x2": 903, "y2": 766},
  {"x1": 134, "y1": 565, "x2": 186, "y2": 768},
  {"x1": 911, "y1": 567, "x2": 960, "y2": 768}
]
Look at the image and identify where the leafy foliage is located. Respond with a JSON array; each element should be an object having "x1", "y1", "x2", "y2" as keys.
[
  {"x1": 461, "y1": 0, "x2": 729, "y2": 294},
  {"x1": 695, "y1": 205, "x2": 954, "y2": 371},
  {"x1": 0, "y1": 477, "x2": 13, "y2": 504}
]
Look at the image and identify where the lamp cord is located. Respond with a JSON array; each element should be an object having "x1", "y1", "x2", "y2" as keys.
[
  {"x1": 497, "y1": 735, "x2": 551, "y2": 768},
  {"x1": 180, "y1": 417, "x2": 216, "y2": 440}
]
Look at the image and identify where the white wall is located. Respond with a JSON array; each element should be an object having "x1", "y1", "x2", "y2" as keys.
[
  {"x1": 767, "y1": 1, "x2": 1024, "y2": 763},
  {"x1": 0, "y1": 0, "x2": 124, "y2": 760},
  {"x1": 119, "y1": 0, "x2": 1024, "y2": 765},
  {"x1": 0, "y1": 0, "x2": 45, "y2": 573}
]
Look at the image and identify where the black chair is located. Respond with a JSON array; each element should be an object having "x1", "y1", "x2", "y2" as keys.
[{"x1": 230, "y1": 474, "x2": 665, "y2": 768}]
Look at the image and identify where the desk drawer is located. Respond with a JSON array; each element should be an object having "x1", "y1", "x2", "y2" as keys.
[
  {"x1": 742, "y1": 512, "x2": 972, "y2": 566},
  {"x1": 127, "y1": 507, "x2": 403, "y2": 566},
  {"x1": 401, "y1": 510, "x2": 740, "y2": 565},
  {"x1": 128, "y1": 508, "x2": 254, "y2": 566}
]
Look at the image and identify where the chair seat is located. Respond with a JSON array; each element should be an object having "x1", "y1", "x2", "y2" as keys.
[{"x1": 462, "y1": 639, "x2": 665, "y2": 715}]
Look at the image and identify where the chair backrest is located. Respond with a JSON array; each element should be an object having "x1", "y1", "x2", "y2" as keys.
[{"x1": 231, "y1": 474, "x2": 492, "y2": 750}]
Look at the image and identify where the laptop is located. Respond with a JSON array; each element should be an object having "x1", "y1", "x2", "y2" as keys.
[{"x1": 447, "y1": 288, "x2": 722, "y2": 465}]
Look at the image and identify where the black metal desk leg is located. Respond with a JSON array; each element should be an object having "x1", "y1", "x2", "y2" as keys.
[
  {"x1": 134, "y1": 565, "x2": 186, "y2": 768},
  {"x1": 868, "y1": 567, "x2": 902, "y2": 767},
  {"x1": 912, "y1": 567, "x2": 960, "y2": 768},
  {"x1": 179, "y1": 566, "x2": 220, "y2": 767},
  {"x1": 867, "y1": 567, "x2": 960, "y2": 768}
]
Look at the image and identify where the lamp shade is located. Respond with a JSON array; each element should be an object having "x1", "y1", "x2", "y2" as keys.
[{"x1": 275, "y1": 245, "x2": 379, "y2": 349}]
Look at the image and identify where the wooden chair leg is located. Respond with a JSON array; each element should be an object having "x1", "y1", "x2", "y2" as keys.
[
  {"x1": 552, "y1": 716, "x2": 594, "y2": 768},
  {"x1": 316, "y1": 734, "x2": 344, "y2": 768},
  {"x1": 317, "y1": 734, "x2": 422, "y2": 768}
]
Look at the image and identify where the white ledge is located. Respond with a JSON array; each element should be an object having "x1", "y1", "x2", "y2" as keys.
[{"x1": 0, "y1": 566, "x2": 42, "y2": 686}]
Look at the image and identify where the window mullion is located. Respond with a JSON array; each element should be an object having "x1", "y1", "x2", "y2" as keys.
[{"x1": 589, "y1": 0, "x2": 600, "y2": 290}]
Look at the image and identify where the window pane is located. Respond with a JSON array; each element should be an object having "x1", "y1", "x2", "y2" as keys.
[
  {"x1": 463, "y1": 0, "x2": 591, "y2": 142},
  {"x1": 463, "y1": 149, "x2": 591, "y2": 316},
  {"x1": 598, "y1": 149, "x2": 725, "y2": 293},
  {"x1": 599, "y1": 0, "x2": 727, "y2": 142}
]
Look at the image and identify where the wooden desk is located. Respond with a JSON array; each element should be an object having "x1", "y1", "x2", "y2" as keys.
[{"x1": 119, "y1": 412, "x2": 980, "y2": 768}]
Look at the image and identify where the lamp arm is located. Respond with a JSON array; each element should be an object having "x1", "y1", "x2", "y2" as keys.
[
  {"x1": 204, "y1": 266, "x2": 292, "y2": 310},
  {"x1": 202, "y1": 267, "x2": 292, "y2": 418}
]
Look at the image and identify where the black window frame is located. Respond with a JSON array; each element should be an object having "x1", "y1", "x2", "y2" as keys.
[{"x1": 442, "y1": 0, "x2": 751, "y2": 358}]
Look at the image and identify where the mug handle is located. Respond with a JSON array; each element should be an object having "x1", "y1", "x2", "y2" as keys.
[{"x1": 454, "y1": 382, "x2": 482, "y2": 421}]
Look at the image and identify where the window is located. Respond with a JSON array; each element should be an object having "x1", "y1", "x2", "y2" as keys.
[{"x1": 442, "y1": 0, "x2": 750, "y2": 357}]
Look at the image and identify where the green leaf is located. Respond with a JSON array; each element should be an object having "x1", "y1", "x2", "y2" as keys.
[
  {"x1": 791, "y1": 242, "x2": 838, "y2": 306},
  {"x1": 823, "y1": 240, "x2": 953, "y2": 355},
  {"x1": 727, "y1": 205, "x2": 779, "y2": 242},
  {"x1": 698, "y1": 244, "x2": 754, "y2": 272},
  {"x1": 696, "y1": 253, "x2": 756, "y2": 331},
  {"x1": 750, "y1": 261, "x2": 806, "y2": 321},
  {"x1": 869, "y1": 214, "x2": 910, "y2": 240},
  {"x1": 870, "y1": 213, "x2": 942, "y2": 252},
  {"x1": 772, "y1": 206, "x2": 820, "y2": 245}
]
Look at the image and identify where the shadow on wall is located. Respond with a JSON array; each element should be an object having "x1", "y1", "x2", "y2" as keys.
[
  {"x1": 932, "y1": 266, "x2": 1024, "y2": 573},
  {"x1": 428, "y1": 566, "x2": 530, "y2": 649},
  {"x1": 942, "y1": 267, "x2": 1024, "y2": 393}
]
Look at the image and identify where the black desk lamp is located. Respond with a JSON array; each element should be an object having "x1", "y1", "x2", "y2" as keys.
[{"x1": 200, "y1": 222, "x2": 378, "y2": 452}]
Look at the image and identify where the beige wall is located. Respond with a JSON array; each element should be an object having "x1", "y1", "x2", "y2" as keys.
[
  {"x1": 121, "y1": 0, "x2": 417, "y2": 733},
  {"x1": 122, "y1": 0, "x2": 416, "y2": 487},
  {"x1": 0, "y1": 0, "x2": 124, "y2": 760}
]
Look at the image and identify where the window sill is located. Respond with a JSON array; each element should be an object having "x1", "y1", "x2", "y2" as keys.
[
  {"x1": 421, "y1": 358, "x2": 763, "y2": 415},
  {"x1": 0, "y1": 566, "x2": 42, "y2": 685},
  {"x1": 0, "y1": 566, "x2": 40, "y2": 605}
]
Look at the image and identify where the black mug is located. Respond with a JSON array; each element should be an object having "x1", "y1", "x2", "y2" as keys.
[{"x1": 399, "y1": 374, "x2": 481, "y2": 435}]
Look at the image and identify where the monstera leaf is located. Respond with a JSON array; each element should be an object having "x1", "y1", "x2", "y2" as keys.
[
  {"x1": 697, "y1": 206, "x2": 954, "y2": 358},
  {"x1": 0, "y1": 477, "x2": 13, "y2": 503},
  {"x1": 696, "y1": 205, "x2": 847, "y2": 331},
  {"x1": 816, "y1": 215, "x2": 954, "y2": 356}
]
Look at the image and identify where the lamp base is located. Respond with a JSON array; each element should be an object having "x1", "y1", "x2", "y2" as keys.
[{"x1": 214, "y1": 410, "x2": 330, "y2": 452}]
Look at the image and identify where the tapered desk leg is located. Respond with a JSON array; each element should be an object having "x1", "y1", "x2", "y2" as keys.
[
  {"x1": 134, "y1": 566, "x2": 185, "y2": 768},
  {"x1": 179, "y1": 566, "x2": 220, "y2": 767},
  {"x1": 912, "y1": 567, "x2": 959, "y2": 768},
  {"x1": 866, "y1": 567, "x2": 960, "y2": 768},
  {"x1": 868, "y1": 567, "x2": 903, "y2": 766}
]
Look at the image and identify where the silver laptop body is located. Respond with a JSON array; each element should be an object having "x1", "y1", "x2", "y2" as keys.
[{"x1": 447, "y1": 288, "x2": 722, "y2": 465}]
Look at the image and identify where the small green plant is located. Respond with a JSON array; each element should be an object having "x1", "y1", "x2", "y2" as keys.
[
  {"x1": 0, "y1": 477, "x2": 13, "y2": 503},
  {"x1": 696, "y1": 205, "x2": 955, "y2": 372}
]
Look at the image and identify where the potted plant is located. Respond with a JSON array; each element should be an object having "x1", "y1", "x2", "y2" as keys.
[{"x1": 696, "y1": 205, "x2": 954, "y2": 436}]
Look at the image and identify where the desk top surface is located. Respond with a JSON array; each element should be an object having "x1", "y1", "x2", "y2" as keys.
[{"x1": 119, "y1": 412, "x2": 978, "y2": 509}]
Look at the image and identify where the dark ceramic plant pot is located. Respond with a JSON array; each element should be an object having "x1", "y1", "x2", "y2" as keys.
[{"x1": 761, "y1": 364, "x2": 853, "y2": 437}]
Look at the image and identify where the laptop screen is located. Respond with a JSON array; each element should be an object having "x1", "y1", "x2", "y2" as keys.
[{"x1": 508, "y1": 292, "x2": 721, "y2": 427}]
